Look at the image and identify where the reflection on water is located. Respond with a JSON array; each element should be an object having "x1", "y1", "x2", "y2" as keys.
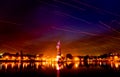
[
  {"x1": 0, "y1": 61, "x2": 120, "y2": 77},
  {"x1": 1, "y1": 61, "x2": 120, "y2": 70}
]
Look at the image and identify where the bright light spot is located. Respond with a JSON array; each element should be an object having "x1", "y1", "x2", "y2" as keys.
[
  {"x1": 99, "y1": 62, "x2": 102, "y2": 65},
  {"x1": 11, "y1": 63, "x2": 15, "y2": 68},
  {"x1": 115, "y1": 62, "x2": 119, "y2": 68},
  {"x1": 5, "y1": 63, "x2": 8, "y2": 69},
  {"x1": 75, "y1": 64, "x2": 78, "y2": 68},
  {"x1": 5, "y1": 56, "x2": 9, "y2": 59},
  {"x1": 18, "y1": 57, "x2": 21, "y2": 60},
  {"x1": 12, "y1": 56, "x2": 15, "y2": 60},
  {"x1": 36, "y1": 62, "x2": 39, "y2": 69},
  {"x1": 74, "y1": 57, "x2": 79, "y2": 61},
  {"x1": 42, "y1": 62, "x2": 46, "y2": 65},
  {"x1": 114, "y1": 56, "x2": 118, "y2": 61},
  {"x1": 81, "y1": 62, "x2": 84, "y2": 65},
  {"x1": 56, "y1": 56, "x2": 61, "y2": 61},
  {"x1": 42, "y1": 58, "x2": 46, "y2": 61},
  {"x1": 0, "y1": 53, "x2": 3, "y2": 56},
  {"x1": 56, "y1": 64, "x2": 60, "y2": 70}
]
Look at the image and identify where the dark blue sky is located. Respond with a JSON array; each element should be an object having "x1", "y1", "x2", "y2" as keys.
[{"x1": 0, "y1": 0, "x2": 120, "y2": 56}]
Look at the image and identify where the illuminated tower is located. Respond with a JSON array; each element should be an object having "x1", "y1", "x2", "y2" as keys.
[{"x1": 56, "y1": 41, "x2": 61, "y2": 61}]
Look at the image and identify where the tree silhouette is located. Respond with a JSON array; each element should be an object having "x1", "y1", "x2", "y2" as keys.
[{"x1": 66, "y1": 54, "x2": 73, "y2": 59}]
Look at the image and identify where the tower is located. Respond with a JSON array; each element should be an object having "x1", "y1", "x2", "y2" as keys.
[
  {"x1": 56, "y1": 41, "x2": 61, "y2": 62},
  {"x1": 56, "y1": 40, "x2": 61, "y2": 56}
]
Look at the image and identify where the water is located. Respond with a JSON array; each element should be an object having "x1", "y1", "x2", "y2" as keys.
[{"x1": 0, "y1": 61, "x2": 120, "y2": 77}]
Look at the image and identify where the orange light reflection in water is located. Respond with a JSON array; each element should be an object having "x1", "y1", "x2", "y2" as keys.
[{"x1": 1, "y1": 61, "x2": 120, "y2": 70}]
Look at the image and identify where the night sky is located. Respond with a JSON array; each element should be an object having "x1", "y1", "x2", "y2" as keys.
[{"x1": 0, "y1": 0, "x2": 120, "y2": 56}]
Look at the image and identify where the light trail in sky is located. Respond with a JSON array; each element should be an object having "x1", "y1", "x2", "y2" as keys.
[
  {"x1": 0, "y1": 20, "x2": 22, "y2": 26},
  {"x1": 38, "y1": 0, "x2": 92, "y2": 25},
  {"x1": 111, "y1": 37, "x2": 120, "y2": 40},
  {"x1": 55, "y1": 11, "x2": 91, "y2": 24},
  {"x1": 111, "y1": 20, "x2": 120, "y2": 25},
  {"x1": 97, "y1": 24, "x2": 111, "y2": 32},
  {"x1": 54, "y1": 0, "x2": 85, "y2": 11},
  {"x1": 2, "y1": 45, "x2": 18, "y2": 51},
  {"x1": 60, "y1": 25, "x2": 95, "y2": 33},
  {"x1": 38, "y1": 0, "x2": 85, "y2": 11},
  {"x1": 73, "y1": 0, "x2": 120, "y2": 17},
  {"x1": 52, "y1": 26, "x2": 97, "y2": 36},
  {"x1": 59, "y1": 25, "x2": 77, "y2": 30},
  {"x1": 37, "y1": 0, "x2": 59, "y2": 8},
  {"x1": 98, "y1": 21, "x2": 120, "y2": 40},
  {"x1": 59, "y1": 25, "x2": 120, "y2": 41},
  {"x1": 99, "y1": 21, "x2": 120, "y2": 34}
]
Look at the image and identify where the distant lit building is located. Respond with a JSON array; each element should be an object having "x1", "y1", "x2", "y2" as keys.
[
  {"x1": 1, "y1": 52, "x2": 36, "y2": 61},
  {"x1": 108, "y1": 53, "x2": 120, "y2": 61}
]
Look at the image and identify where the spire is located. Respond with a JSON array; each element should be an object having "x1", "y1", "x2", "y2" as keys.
[
  {"x1": 56, "y1": 40, "x2": 61, "y2": 49},
  {"x1": 58, "y1": 40, "x2": 60, "y2": 45},
  {"x1": 56, "y1": 40, "x2": 61, "y2": 56}
]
